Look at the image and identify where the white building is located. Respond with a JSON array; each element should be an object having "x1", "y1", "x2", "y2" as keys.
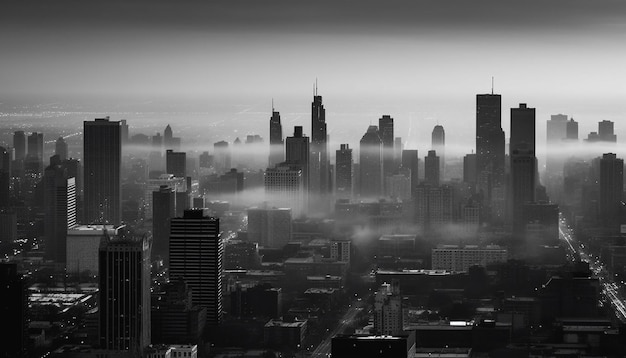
[
  {"x1": 66, "y1": 225, "x2": 125, "y2": 275},
  {"x1": 431, "y1": 244, "x2": 507, "y2": 272}
]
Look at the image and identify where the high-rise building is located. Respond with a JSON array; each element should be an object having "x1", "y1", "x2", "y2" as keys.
[
  {"x1": 566, "y1": 119, "x2": 579, "y2": 140},
  {"x1": 27, "y1": 132, "x2": 44, "y2": 160},
  {"x1": 463, "y1": 153, "x2": 477, "y2": 184},
  {"x1": 84, "y1": 117, "x2": 121, "y2": 225},
  {"x1": 285, "y1": 126, "x2": 310, "y2": 189},
  {"x1": 384, "y1": 167, "x2": 411, "y2": 200},
  {"x1": 213, "y1": 141, "x2": 231, "y2": 173},
  {"x1": 424, "y1": 150, "x2": 440, "y2": 186},
  {"x1": 145, "y1": 174, "x2": 187, "y2": 219},
  {"x1": 43, "y1": 164, "x2": 76, "y2": 264},
  {"x1": 476, "y1": 94, "x2": 505, "y2": 201},
  {"x1": 153, "y1": 185, "x2": 176, "y2": 266},
  {"x1": 331, "y1": 240, "x2": 351, "y2": 263},
  {"x1": 166, "y1": 150, "x2": 187, "y2": 178},
  {"x1": 394, "y1": 137, "x2": 403, "y2": 171},
  {"x1": 510, "y1": 103, "x2": 536, "y2": 154},
  {"x1": 335, "y1": 144, "x2": 353, "y2": 199},
  {"x1": 247, "y1": 207, "x2": 292, "y2": 248},
  {"x1": 511, "y1": 145, "x2": 536, "y2": 226},
  {"x1": 374, "y1": 282, "x2": 403, "y2": 336},
  {"x1": 598, "y1": 120, "x2": 617, "y2": 142},
  {"x1": 311, "y1": 88, "x2": 330, "y2": 194},
  {"x1": 13, "y1": 131, "x2": 26, "y2": 161},
  {"x1": 66, "y1": 224, "x2": 123, "y2": 275},
  {"x1": 164, "y1": 124, "x2": 182, "y2": 151},
  {"x1": 264, "y1": 164, "x2": 305, "y2": 217},
  {"x1": 170, "y1": 209, "x2": 223, "y2": 325},
  {"x1": 55, "y1": 137, "x2": 68, "y2": 161},
  {"x1": 0, "y1": 147, "x2": 10, "y2": 207},
  {"x1": 432, "y1": 245, "x2": 507, "y2": 272},
  {"x1": 600, "y1": 153, "x2": 624, "y2": 230},
  {"x1": 0, "y1": 263, "x2": 28, "y2": 358},
  {"x1": 99, "y1": 231, "x2": 151, "y2": 354},
  {"x1": 269, "y1": 108, "x2": 284, "y2": 167},
  {"x1": 359, "y1": 125, "x2": 383, "y2": 198},
  {"x1": 415, "y1": 184, "x2": 454, "y2": 232},
  {"x1": 546, "y1": 114, "x2": 568, "y2": 176},
  {"x1": 431, "y1": 125, "x2": 445, "y2": 178},
  {"x1": 379, "y1": 115, "x2": 394, "y2": 176},
  {"x1": 401, "y1": 150, "x2": 418, "y2": 197}
]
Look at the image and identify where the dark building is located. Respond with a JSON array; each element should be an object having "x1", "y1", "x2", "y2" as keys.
[
  {"x1": 510, "y1": 103, "x2": 536, "y2": 154},
  {"x1": 153, "y1": 185, "x2": 176, "y2": 266},
  {"x1": 231, "y1": 284, "x2": 282, "y2": 319},
  {"x1": 27, "y1": 132, "x2": 44, "y2": 161},
  {"x1": 13, "y1": 131, "x2": 26, "y2": 161},
  {"x1": 120, "y1": 119, "x2": 129, "y2": 146},
  {"x1": 359, "y1": 125, "x2": 383, "y2": 198},
  {"x1": 598, "y1": 120, "x2": 617, "y2": 142},
  {"x1": 432, "y1": 125, "x2": 445, "y2": 178},
  {"x1": 332, "y1": 333, "x2": 416, "y2": 358},
  {"x1": 463, "y1": 153, "x2": 477, "y2": 184},
  {"x1": 511, "y1": 145, "x2": 536, "y2": 227},
  {"x1": 424, "y1": 150, "x2": 440, "y2": 186},
  {"x1": 170, "y1": 209, "x2": 223, "y2": 325},
  {"x1": 285, "y1": 126, "x2": 310, "y2": 189},
  {"x1": 84, "y1": 117, "x2": 121, "y2": 225},
  {"x1": 335, "y1": 144, "x2": 353, "y2": 198},
  {"x1": 269, "y1": 108, "x2": 284, "y2": 167},
  {"x1": 99, "y1": 231, "x2": 151, "y2": 355},
  {"x1": 166, "y1": 150, "x2": 187, "y2": 178},
  {"x1": 199, "y1": 151, "x2": 212, "y2": 169},
  {"x1": 151, "y1": 279, "x2": 206, "y2": 345},
  {"x1": 476, "y1": 94, "x2": 505, "y2": 200},
  {"x1": 43, "y1": 164, "x2": 77, "y2": 264},
  {"x1": 55, "y1": 137, "x2": 68, "y2": 161},
  {"x1": 566, "y1": 118, "x2": 579, "y2": 140},
  {"x1": 401, "y1": 149, "x2": 418, "y2": 197},
  {"x1": 599, "y1": 153, "x2": 624, "y2": 231},
  {"x1": 379, "y1": 115, "x2": 394, "y2": 176},
  {"x1": 213, "y1": 140, "x2": 231, "y2": 173},
  {"x1": 0, "y1": 263, "x2": 28, "y2": 358},
  {"x1": 0, "y1": 147, "x2": 10, "y2": 207},
  {"x1": 310, "y1": 88, "x2": 330, "y2": 194}
]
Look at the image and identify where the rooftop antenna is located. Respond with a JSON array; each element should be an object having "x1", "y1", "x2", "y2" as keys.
[
  {"x1": 315, "y1": 78, "x2": 318, "y2": 96},
  {"x1": 272, "y1": 98, "x2": 274, "y2": 112},
  {"x1": 491, "y1": 76, "x2": 494, "y2": 95}
]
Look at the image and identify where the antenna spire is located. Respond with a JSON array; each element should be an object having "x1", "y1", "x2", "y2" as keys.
[
  {"x1": 315, "y1": 78, "x2": 318, "y2": 96},
  {"x1": 272, "y1": 98, "x2": 274, "y2": 112},
  {"x1": 491, "y1": 76, "x2": 494, "y2": 95}
]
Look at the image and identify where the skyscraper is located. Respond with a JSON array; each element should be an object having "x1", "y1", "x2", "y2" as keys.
[
  {"x1": 310, "y1": 89, "x2": 330, "y2": 194},
  {"x1": 566, "y1": 119, "x2": 579, "y2": 140},
  {"x1": 598, "y1": 120, "x2": 617, "y2": 142},
  {"x1": 153, "y1": 185, "x2": 176, "y2": 266},
  {"x1": 170, "y1": 209, "x2": 223, "y2": 325},
  {"x1": 99, "y1": 231, "x2": 151, "y2": 354},
  {"x1": 424, "y1": 150, "x2": 440, "y2": 187},
  {"x1": 13, "y1": 131, "x2": 26, "y2": 161},
  {"x1": 0, "y1": 263, "x2": 28, "y2": 358},
  {"x1": 335, "y1": 144, "x2": 353, "y2": 199},
  {"x1": 43, "y1": 164, "x2": 76, "y2": 264},
  {"x1": 166, "y1": 149, "x2": 187, "y2": 178},
  {"x1": 55, "y1": 137, "x2": 68, "y2": 161},
  {"x1": 546, "y1": 114, "x2": 568, "y2": 176},
  {"x1": 27, "y1": 132, "x2": 44, "y2": 160},
  {"x1": 511, "y1": 144, "x2": 536, "y2": 227},
  {"x1": 264, "y1": 164, "x2": 306, "y2": 217},
  {"x1": 213, "y1": 141, "x2": 231, "y2": 173},
  {"x1": 510, "y1": 103, "x2": 536, "y2": 154},
  {"x1": 431, "y1": 125, "x2": 445, "y2": 178},
  {"x1": 120, "y1": 119, "x2": 129, "y2": 146},
  {"x1": 463, "y1": 153, "x2": 477, "y2": 185},
  {"x1": 269, "y1": 108, "x2": 284, "y2": 167},
  {"x1": 359, "y1": 125, "x2": 383, "y2": 198},
  {"x1": 0, "y1": 147, "x2": 10, "y2": 207},
  {"x1": 379, "y1": 115, "x2": 394, "y2": 176},
  {"x1": 84, "y1": 117, "x2": 121, "y2": 225},
  {"x1": 401, "y1": 149, "x2": 418, "y2": 197},
  {"x1": 600, "y1": 153, "x2": 624, "y2": 230},
  {"x1": 285, "y1": 126, "x2": 310, "y2": 189},
  {"x1": 476, "y1": 94, "x2": 505, "y2": 201},
  {"x1": 247, "y1": 207, "x2": 292, "y2": 248}
]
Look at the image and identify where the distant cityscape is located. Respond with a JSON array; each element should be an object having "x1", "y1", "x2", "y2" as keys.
[{"x1": 2, "y1": 88, "x2": 626, "y2": 358}]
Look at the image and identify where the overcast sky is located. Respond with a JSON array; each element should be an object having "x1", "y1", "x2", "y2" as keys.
[{"x1": 1, "y1": 0, "x2": 626, "y2": 155}]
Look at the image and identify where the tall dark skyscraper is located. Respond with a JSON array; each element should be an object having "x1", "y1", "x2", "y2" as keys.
[
  {"x1": 269, "y1": 107, "x2": 284, "y2": 167},
  {"x1": 335, "y1": 144, "x2": 353, "y2": 198},
  {"x1": 510, "y1": 103, "x2": 536, "y2": 154},
  {"x1": 359, "y1": 125, "x2": 383, "y2": 197},
  {"x1": 84, "y1": 117, "x2": 121, "y2": 225},
  {"x1": 424, "y1": 150, "x2": 440, "y2": 186},
  {"x1": 153, "y1": 185, "x2": 176, "y2": 266},
  {"x1": 27, "y1": 132, "x2": 43, "y2": 160},
  {"x1": 166, "y1": 149, "x2": 187, "y2": 178},
  {"x1": 310, "y1": 88, "x2": 330, "y2": 194},
  {"x1": 170, "y1": 209, "x2": 223, "y2": 325},
  {"x1": 463, "y1": 153, "x2": 477, "y2": 185},
  {"x1": 566, "y1": 119, "x2": 579, "y2": 140},
  {"x1": 600, "y1": 153, "x2": 624, "y2": 230},
  {"x1": 99, "y1": 231, "x2": 151, "y2": 355},
  {"x1": 55, "y1": 137, "x2": 68, "y2": 162},
  {"x1": 598, "y1": 120, "x2": 617, "y2": 142},
  {"x1": 285, "y1": 126, "x2": 310, "y2": 189},
  {"x1": 0, "y1": 147, "x2": 10, "y2": 207},
  {"x1": 13, "y1": 131, "x2": 26, "y2": 161},
  {"x1": 379, "y1": 115, "x2": 394, "y2": 176},
  {"x1": 0, "y1": 263, "x2": 27, "y2": 358},
  {"x1": 511, "y1": 145, "x2": 536, "y2": 226},
  {"x1": 401, "y1": 149, "x2": 418, "y2": 197},
  {"x1": 43, "y1": 164, "x2": 76, "y2": 264},
  {"x1": 431, "y1": 125, "x2": 445, "y2": 178},
  {"x1": 476, "y1": 93, "x2": 505, "y2": 203}
]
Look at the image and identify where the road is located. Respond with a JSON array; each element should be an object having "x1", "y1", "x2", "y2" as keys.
[
  {"x1": 558, "y1": 214, "x2": 626, "y2": 323},
  {"x1": 309, "y1": 295, "x2": 369, "y2": 358}
]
